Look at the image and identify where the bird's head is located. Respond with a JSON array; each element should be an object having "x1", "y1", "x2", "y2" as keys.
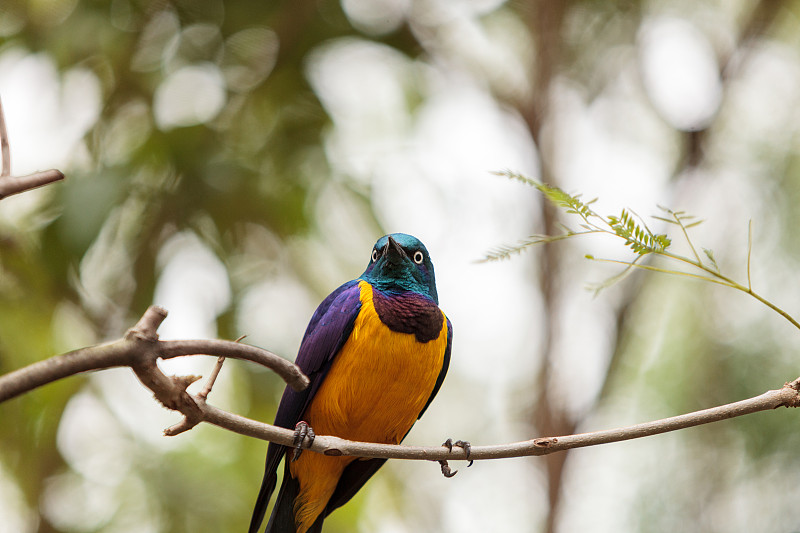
[{"x1": 361, "y1": 233, "x2": 439, "y2": 303}]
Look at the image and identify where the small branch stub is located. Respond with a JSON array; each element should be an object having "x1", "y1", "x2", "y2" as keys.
[
  {"x1": 782, "y1": 378, "x2": 800, "y2": 407},
  {"x1": 198, "y1": 357, "x2": 226, "y2": 401},
  {"x1": 126, "y1": 306, "x2": 168, "y2": 341}
]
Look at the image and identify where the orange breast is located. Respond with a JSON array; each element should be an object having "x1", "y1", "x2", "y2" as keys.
[{"x1": 289, "y1": 280, "x2": 448, "y2": 532}]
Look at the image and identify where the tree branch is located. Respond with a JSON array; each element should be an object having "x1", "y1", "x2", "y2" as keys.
[
  {"x1": 194, "y1": 377, "x2": 800, "y2": 462},
  {"x1": 0, "y1": 305, "x2": 309, "y2": 404},
  {"x1": 0, "y1": 94, "x2": 65, "y2": 198},
  {"x1": 0, "y1": 169, "x2": 65, "y2": 199},
  {"x1": 1, "y1": 306, "x2": 798, "y2": 466}
]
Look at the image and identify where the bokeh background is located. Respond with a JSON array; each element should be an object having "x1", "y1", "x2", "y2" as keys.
[{"x1": 2, "y1": 1, "x2": 800, "y2": 532}]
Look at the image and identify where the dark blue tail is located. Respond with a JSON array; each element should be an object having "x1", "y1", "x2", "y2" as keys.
[
  {"x1": 265, "y1": 461, "x2": 324, "y2": 533},
  {"x1": 252, "y1": 450, "x2": 387, "y2": 532}
]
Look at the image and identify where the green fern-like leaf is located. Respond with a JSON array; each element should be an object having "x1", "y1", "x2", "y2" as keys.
[
  {"x1": 481, "y1": 235, "x2": 560, "y2": 262},
  {"x1": 493, "y1": 171, "x2": 600, "y2": 224},
  {"x1": 480, "y1": 229, "x2": 594, "y2": 262},
  {"x1": 492, "y1": 169, "x2": 541, "y2": 187},
  {"x1": 483, "y1": 171, "x2": 800, "y2": 333},
  {"x1": 609, "y1": 209, "x2": 670, "y2": 256},
  {"x1": 703, "y1": 248, "x2": 719, "y2": 272},
  {"x1": 490, "y1": 170, "x2": 671, "y2": 261}
]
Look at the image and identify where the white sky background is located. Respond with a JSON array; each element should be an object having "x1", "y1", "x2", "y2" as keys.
[{"x1": 2, "y1": 1, "x2": 800, "y2": 532}]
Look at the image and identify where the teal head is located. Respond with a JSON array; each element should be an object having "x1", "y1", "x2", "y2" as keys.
[{"x1": 361, "y1": 233, "x2": 439, "y2": 303}]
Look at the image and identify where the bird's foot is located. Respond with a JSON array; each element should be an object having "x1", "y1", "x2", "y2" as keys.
[
  {"x1": 438, "y1": 460, "x2": 457, "y2": 478},
  {"x1": 438, "y1": 438, "x2": 473, "y2": 477},
  {"x1": 291, "y1": 421, "x2": 316, "y2": 462},
  {"x1": 442, "y1": 438, "x2": 473, "y2": 467}
]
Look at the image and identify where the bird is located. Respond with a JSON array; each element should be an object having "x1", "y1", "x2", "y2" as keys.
[{"x1": 248, "y1": 233, "x2": 453, "y2": 533}]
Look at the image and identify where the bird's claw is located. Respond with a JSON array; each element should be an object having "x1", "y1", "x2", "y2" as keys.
[
  {"x1": 442, "y1": 438, "x2": 473, "y2": 467},
  {"x1": 438, "y1": 460, "x2": 458, "y2": 478},
  {"x1": 291, "y1": 421, "x2": 316, "y2": 462}
]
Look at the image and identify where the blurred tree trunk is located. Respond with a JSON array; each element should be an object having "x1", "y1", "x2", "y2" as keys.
[{"x1": 521, "y1": 1, "x2": 571, "y2": 531}]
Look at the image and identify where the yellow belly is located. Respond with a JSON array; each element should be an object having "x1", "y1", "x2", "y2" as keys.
[{"x1": 289, "y1": 280, "x2": 448, "y2": 532}]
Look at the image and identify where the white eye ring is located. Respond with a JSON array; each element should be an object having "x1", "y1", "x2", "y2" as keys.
[
  {"x1": 413, "y1": 251, "x2": 424, "y2": 264},
  {"x1": 371, "y1": 249, "x2": 379, "y2": 262}
]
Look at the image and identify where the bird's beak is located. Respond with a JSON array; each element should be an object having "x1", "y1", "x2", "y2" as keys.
[{"x1": 382, "y1": 236, "x2": 407, "y2": 265}]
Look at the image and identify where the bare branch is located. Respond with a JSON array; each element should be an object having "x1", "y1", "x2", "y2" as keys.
[
  {"x1": 1, "y1": 306, "x2": 798, "y2": 466},
  {"x1": 0, "y1": 306, "x2": 309, "y2": 404},
  {"x1": 195, "y1": 378, "x2": 800, "y2": 462},
  {"x1": 158, "y1": 339, "x2": 307, "y2": 391},
  {"x1": 0, "y1": 168, "x2": 65, "y2": 199},
  {"x1": 0, "y1": 340, "x2": 134, "y2": 403},
  {"x1": 0, "y1": 95, "x2": 65, "y2": 198}
]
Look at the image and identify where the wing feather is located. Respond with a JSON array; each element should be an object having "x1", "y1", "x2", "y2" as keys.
[{"x1": 248, "y1": 280, "x2": 363, "y2": 533}]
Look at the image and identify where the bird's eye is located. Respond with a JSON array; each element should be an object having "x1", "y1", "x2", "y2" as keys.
[
  {"x1": 413, "y1": 250, "x2": 424, "y2": 264},
  {"x1": 371, "y1": 249, "x2": 379, "y2": 262}
]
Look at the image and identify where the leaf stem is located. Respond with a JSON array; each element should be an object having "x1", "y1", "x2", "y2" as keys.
[{"x1": 495, "y1": 172, "x2": 800, "y2": 333}]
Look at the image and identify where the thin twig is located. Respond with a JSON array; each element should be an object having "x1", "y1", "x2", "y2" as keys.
[
  {"x1": 589, "y1": 257, "x2": 734, "y2": 288},
  {"x1": 197, "y1": 335, "x2": 246, "y2": 400},
  {"x1": 198, "y1": 357, "x2": 226, "y2": 401},
  {"x1": 590, "y1": 250, "x2": 800, "y2": 333},
  {"x1": 672, "y1": 210, "x2": 702, "y2": 264}
]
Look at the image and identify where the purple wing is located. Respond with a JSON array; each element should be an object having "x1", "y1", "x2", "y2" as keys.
[
  {"x1": 273, "y1": 279, "x2": 362, "y2": 428},
  {"x1": 248, "y1": 279, "x2": 362, "y2": 533},
  {"x1": 418, "y1": 316, "x2": 452, "y2": 419}
]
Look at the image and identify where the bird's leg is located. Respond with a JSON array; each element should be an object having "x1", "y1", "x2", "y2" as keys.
[
  {"x1": 291, "y1": 421, "x2": 316, "y2": 462},
  {"x1": 442, "y1": 438, "x2": 473, "y2": 467}
]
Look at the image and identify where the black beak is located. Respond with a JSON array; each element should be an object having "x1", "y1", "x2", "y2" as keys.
[{"x1": 381, "y1": 236, "x2": 407, "y2": 264}]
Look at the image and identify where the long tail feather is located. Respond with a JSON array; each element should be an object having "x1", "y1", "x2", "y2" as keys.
[{"x1": 265, "y1": 462, "x2": 300, "y2": 533}]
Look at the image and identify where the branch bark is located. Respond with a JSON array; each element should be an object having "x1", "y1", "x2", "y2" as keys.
[
  {"x1": 1, "y1": 306, "x2": 798, "y2": 466},
  {"x1": 0, "y1": 306, "x2": 309, "y2": 404},
  {"x1": 197, "y1": 377, "x2": 800, "y2": 461},
  {"x1": 0, "y1": 94, "x2": 65, "y2": 198},
  {"x1": 0, "y1": 169, "x2": 65, "y2": 199}
]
